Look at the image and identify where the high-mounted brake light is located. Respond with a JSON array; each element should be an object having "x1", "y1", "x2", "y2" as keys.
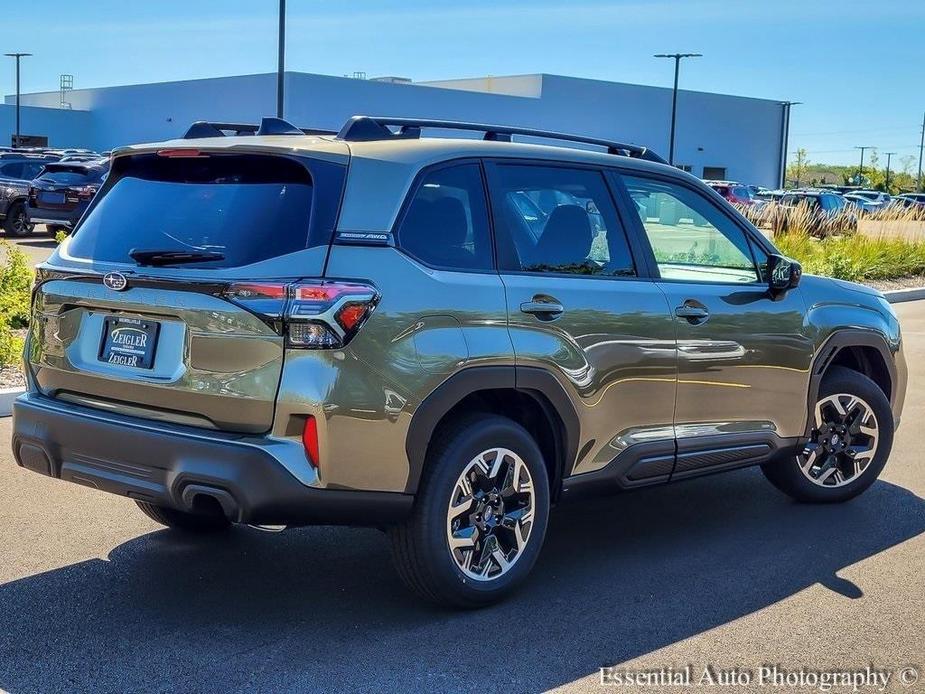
[
  {"x1": 156, "y1": 149, "x2": 209, "y2": 158},
  {"x1": 222, "y1": 280, "x2": 378, "y2": 349}
]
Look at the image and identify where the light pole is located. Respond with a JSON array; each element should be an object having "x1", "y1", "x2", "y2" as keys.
[
  {"x1": 885, "y1": 152, "x2": 896, "y2": 192},
  {"x1": 4, "y1": 53, "x2": 31, "y2": 148},
  {"x1": 855, "y1": 146, "x2": 873, "y2": 184},
  {"x1": 654, "y1": 52, "x2": 702, "y2": 166},
  {"x1": 918, "y1": 111, "x2": 924, "y2": 192},
  {"x1": 277, "y1": 0, "x2": 286, "y2": 118},
  {"x1": 779, "y1": 101, "x2": 801, "y2": 188}
]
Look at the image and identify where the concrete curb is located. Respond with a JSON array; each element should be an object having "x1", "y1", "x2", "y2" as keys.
[
  {"x1": 0, "y1": 387, "x2": 24, "y2": 418},
  {"x1": 882, "y1": 287, "x2": 925, "y2": 304}
]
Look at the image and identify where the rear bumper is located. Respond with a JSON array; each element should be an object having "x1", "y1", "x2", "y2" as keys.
[
  {"x1": 25, "y1": 207, "x2": 80, "y2": 228},
  {"x1": 11, "y1": 392, "x2": 413, "y2": 526}
]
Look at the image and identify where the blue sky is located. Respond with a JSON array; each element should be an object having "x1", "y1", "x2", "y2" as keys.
[{"x1": 0, "y1": 0, "x2": 922, "y2": 167}]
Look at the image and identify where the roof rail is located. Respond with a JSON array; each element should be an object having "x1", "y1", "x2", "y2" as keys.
[
  {"x1": 335, "y1": 116, "x2": 667, "y2": 163},
  {"x1": 182, "y1": 117, "x2": 337, "y2": 139}
]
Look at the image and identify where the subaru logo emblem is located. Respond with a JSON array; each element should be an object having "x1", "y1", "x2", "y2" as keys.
[{"x1": 103, "y1": 272, "x2": 128, "y2": 291}]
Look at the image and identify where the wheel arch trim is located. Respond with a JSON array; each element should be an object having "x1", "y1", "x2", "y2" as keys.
[
  {"x1": 403, "y1": 366, "x2": 581, "y2": 494},
  {"x1": 806, "y1": 329, "x2": 897, "y2": 436}
]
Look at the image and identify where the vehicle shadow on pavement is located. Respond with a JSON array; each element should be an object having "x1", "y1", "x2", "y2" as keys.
[{"x1": 1, "y1": 468, "x2": 923, "y2": 693}]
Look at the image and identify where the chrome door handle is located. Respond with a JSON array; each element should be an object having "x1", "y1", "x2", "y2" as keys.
[
  {"x1": 520, "y1": 301, "x2": 564, "y2": 317},
  {"x1": 675, "y1": 303, "x2": 709, "y2": 320}
]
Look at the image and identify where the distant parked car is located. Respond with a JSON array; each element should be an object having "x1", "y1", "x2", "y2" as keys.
[
  {"x1": 0, "y1": 158, "x2": 48, "y2": 183},
  {"x1": 893, "y1": 193, "x2": 925, "y2": 209},
  {"x1": 27, "y1": 161, "x2": 109, "y2": 233},
  {"x1": 0, "y1": 178, "x2": 35, "y2": 237},
  {"x1": 847, "y1": 190, "x2": 891, "y2": 211},
  {"x1": 704, "y1": 180, "x2": 755, "y2": 206},
  {"x1": 780, "y1": 190, "x2": 856, "y2": 233},
  {"x1": 843, "y1": 193, "x2": 883, "y2": 215},
  {"x1": 0, "y1": 152, "x2": 60, "y2": 163},
  {"x1": 754, "y1": 189, "x2": 786, "y2": 202},
  {"x1": 57, "y1": 153, "x2": 103, "y2": 163}
]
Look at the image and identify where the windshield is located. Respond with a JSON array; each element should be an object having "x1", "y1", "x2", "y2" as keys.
[{"x1": 67, "y1": 153, "x2": 314, "y2": 268}]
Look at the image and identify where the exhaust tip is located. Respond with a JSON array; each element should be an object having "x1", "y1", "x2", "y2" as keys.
[{"x1": 180, "y1": 484, "x2": 240, "y2": 522}]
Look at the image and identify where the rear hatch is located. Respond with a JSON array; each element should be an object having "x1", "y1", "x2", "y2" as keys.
[
  {"x1": 29, "y1": 163, "x2": 107, "y2": 213},
  {"x1": 28, "y1": 144, "x2": 348, "y2": 433}
]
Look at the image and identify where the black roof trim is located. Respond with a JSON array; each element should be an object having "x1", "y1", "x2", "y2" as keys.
[{"x1": 335, "y1": 115, "x2": 666, "y2": 163}]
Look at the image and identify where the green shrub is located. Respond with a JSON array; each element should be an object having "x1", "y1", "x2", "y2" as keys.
[
  {"x1": 0, "y1": 242, "x2": 32, "y2": 367},
  {"x1": 0, "y1": 242, "x2": 33, "y2": 329},
  {"x1": 0, "y1": 324, "x2": 23, "y2": 369},
  {"x1": 775, "y1": 232, "x2": 925, "y2": 282}
]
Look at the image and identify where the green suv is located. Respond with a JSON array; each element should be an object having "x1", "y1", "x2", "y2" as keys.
[{"x1": 11, "y1": 116, "x2": 907, "y2": 607}]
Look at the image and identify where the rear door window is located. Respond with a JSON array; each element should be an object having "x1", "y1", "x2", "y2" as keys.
[
  {"x1": 395, "y1": 163, "x2": 493, "y2": 271},
  {"x1": 68, "y1": 154, "x2": 319, "y2": 268},
  {"x1": 489, "y1": 164, "x2": 635, "y2": 277}
]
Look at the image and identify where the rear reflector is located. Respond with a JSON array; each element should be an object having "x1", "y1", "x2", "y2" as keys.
[
  {"x1": 302, "y1": 416, "x2": 319, "y2": 468},
  {"x1": 222, "y1": 279, "x2": 378, "y2": 349}
]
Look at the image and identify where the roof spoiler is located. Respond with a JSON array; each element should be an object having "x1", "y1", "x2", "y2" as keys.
[{"x1": 334, "y1": 115, "x2": 667, "y2": 163}]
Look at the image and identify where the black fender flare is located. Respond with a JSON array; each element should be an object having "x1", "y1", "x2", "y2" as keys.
[
  {"x1": 805, "y1": 329, "x2": 897, "y2": 436},
  {"x1": 403, "y1": 366, "x2": 581, "y2": 494}
]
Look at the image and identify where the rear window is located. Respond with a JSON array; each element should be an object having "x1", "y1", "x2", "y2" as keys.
[
  {"x1": 39, "y1": 168, "x2": 102, "y2": 185},
  {"x1": 68, "y1": 154, "x2": 314, "y2": 268}
]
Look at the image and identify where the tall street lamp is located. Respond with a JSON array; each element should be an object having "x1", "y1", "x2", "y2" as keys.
[
  {"x1": 884, "y1": 152, "x2": 896, "y2": 192},
  {"x1": 654, "y1": 53, "x2": 702, "y2": 166},
  {"x1": 4, "y1": 52, "x2": 32, "y2": 148},
  {"x1": 855, "y1": 146, "x2": 873, "y2": 183},
  {"x1": 917, "y1": 111, "x2": 924, "y2": 192},
  {"x1": 779, "y1": 101, "x2": 801, "y2": 188},
  {"x1": 277, "y1": 0, "x2": 286, "y2": 118}
]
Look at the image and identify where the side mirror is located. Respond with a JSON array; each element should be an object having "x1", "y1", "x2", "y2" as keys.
[{"x1": 767, "y1": 254, "x2": 802, "y2": 293}]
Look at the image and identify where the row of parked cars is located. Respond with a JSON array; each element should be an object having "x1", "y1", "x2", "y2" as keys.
[
  {"x1": 0, "y1": 146, "x2": 110, "y2": 237},
  {"x1": 705, "y1": 179, "x2": 925, "y2": 216}
]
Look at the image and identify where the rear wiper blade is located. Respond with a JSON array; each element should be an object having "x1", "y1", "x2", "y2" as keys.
[{"x1": 129, "y1": 248, "x2": 225, "y2": 266}]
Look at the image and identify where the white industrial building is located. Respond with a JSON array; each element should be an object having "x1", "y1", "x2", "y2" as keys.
[{"x1": 3, "y1": 71, "x2": 788, "y2": 186}]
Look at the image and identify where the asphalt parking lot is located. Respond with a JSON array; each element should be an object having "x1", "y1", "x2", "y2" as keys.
[{"x1": 0, "y1": 303, "x2": 923, "y2": 693}]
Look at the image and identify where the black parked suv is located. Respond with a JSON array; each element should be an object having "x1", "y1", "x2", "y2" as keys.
[
  {"x1": 27, "y1": 160, "x2": 108, "y2": 233},
  {"x1": 0, "y1": 159, "x2": 50, "y2": 237}
]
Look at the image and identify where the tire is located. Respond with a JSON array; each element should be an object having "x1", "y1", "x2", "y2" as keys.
[
  {"x1": 761, "y1": 366, "x2": 893, "y2": 503},
  {"x1": 3, "y1": 201, "x2": 33, "y2": 237},
  {"x1": 135, "y1": 500, "x2": 232, "y2": 533},
  {"x1": 389, "y1": 413, "x2": 550, "y2": 608}
]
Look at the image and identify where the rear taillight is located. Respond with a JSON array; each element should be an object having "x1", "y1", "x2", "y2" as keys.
[
  {"x1": 75, "y1": 185, "x2": 99, "y2": 199},
  {"x1": 222, "y1": 280, "x2": 378, "y2": 349}
]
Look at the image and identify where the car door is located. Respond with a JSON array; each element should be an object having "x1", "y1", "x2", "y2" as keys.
[
  {"x1": 485, "y1": 160, "x2": 678, "y2": 484},
  {"x1": 617, "y1": 172, "x2": 815, "y2": 479}
]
